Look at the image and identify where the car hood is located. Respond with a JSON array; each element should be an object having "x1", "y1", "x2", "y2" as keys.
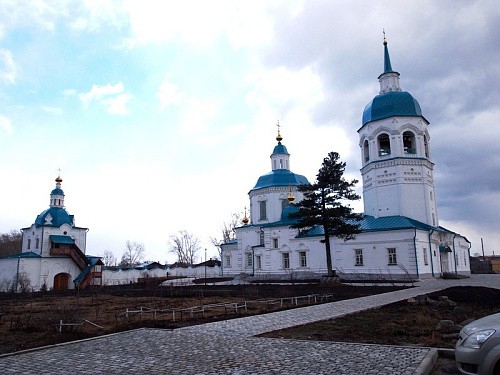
[{"x1": 462, "y1": 312, "x2": 500, "y2": 336}]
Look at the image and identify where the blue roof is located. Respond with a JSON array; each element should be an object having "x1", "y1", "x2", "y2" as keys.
[
  {"x1": 362, "y1": 91, "x2": 423, "y2": 126},
  {"x1": 297, "y1": 215, "x2": 442, "y2": 238},
  {"x1": 51, "y1": 188, "x2": 64, "y2": 195},
  {"x1": 0, "y1": 251, "x2": 41, "y2": 259},
  {"x1": 49, "y1": 235, "x2": 75, "y2": 245},
  {"x1": 252, "y1": 169, "x2": 309, "y2": 191},
  {"x1": 34, "y1": 207, "x2": 74, "y2": 227},
  {"x1": 272, "y1": 142, "x2": 289, "y2": 155}
]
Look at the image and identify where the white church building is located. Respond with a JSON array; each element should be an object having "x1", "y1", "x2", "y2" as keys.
[
  {"x1": 221, "y1": 40, "x2": 471, "y2": 281},
  {"x1": 0, "y1": 176, "x2": 103, "y2": 291}
]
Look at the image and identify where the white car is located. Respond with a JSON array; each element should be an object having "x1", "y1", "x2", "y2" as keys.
[{"x1": 455, "y1": 312, "x2": 500, "y2": 375}]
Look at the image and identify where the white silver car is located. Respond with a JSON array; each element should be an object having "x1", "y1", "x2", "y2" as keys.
[{"x1": 455, "y1": 312, "x2": 500, "y2": 375}]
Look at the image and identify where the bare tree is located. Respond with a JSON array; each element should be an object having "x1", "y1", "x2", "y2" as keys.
[
  {"x1": 120, "y1": 241, "x2": 145, "y2": 267},
  {"x1": 210, "y1": 212, "x2": 241, "y2": 259},
  {"x1": 169, "y1": 230, "x2": 200, "y2": 265},
  {"x1": 0, "y1": 230, "x2": 22, "y2": 256},
  {"x1": 16, "y1": 271, "x2": 32, "y2": 293},
  {"x1": 102, "y1": 249, "x2": 117, "y2": 267}
]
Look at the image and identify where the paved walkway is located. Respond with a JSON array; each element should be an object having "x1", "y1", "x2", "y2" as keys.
[{"x1": 1, "y1": 275, "x2": 499, "y2": 374}]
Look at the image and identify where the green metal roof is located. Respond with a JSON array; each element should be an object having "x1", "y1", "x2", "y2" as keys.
[{"x1": 49, "y1": 235, "x2": 75, "y2": 245}]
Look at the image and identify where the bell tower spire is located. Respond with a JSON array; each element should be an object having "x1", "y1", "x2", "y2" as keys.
[{"x1": 378, "y1": 32, "x2": 401, "y2": 94}]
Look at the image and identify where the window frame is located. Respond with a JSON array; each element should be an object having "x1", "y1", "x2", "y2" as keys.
[
  {"x1": 378, "y1": 133, "x2": 391, "y2": 156},
  {"x1": 402, "y1": 131, "x2": 416, "y2": 154},
  {"x1": 259, "y1": 200, "x2": 267, "y2": 221},
  {"x1": 255, "y1": 255, "x2": 262, "y2": 270},
  {"x1": 355, "y1": 249, "x2": 364, "y2": 266},
  {"x1": 299, "y1": 251, "x2": 307, "y2": 268},
  {"x1": 246, "y1": 253, "x2": 253, "y2": 268},
  {"x1": 282, "y1": 252, "x2": 290, "y2": 269},
  {"x1": 388, "y1": 248, "x2": 397, "y2": 266}
]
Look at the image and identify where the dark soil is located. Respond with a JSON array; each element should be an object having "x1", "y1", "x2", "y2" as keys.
[
  {"x1": 1, "y1": 284, "x2": 498, "y2": 375},
  {"x1": 259, "y1": 286, "x2": 500, "y2": 348},
  {"x1": 0, "y1": 283, "x2": 403, "y2": 354}
]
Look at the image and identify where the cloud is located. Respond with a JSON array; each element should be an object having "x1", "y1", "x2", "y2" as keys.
[
  {"x1": 121, "y1": 1, "x2": 293, "y2": 50},
  {"x1": 0, "y1": 114, "x2": 13, "y2": 134},
  {"x1": 0, "y1": 49, "x2": 19, "y2": 84},
  {"x1": 79, "y1": 82, "x2": 132, "y2": 115},
  {"x1": 41, "y1": 106, "x2": 63, "y2": 116},
  {"x1": 157, "y1": 79, "x2": 185, "y2": 109},
  {"x1": 70, "y1": 0, "x2": 127, "y2": 32}
]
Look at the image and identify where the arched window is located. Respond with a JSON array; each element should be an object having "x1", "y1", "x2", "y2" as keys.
[
  {"x1": 378, "y1": 133, "x2": 391, "y2": 156},
  {"x1": 363, "y1": 140, "x2": 370, "y2": 161},
  {"x1": 403, "y1": 131, "x2": 416, "y2": 154}
]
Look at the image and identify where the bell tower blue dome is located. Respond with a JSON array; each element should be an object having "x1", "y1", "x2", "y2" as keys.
[{"x1": 361, "y1": 38, "x2": 424, "y2": 126}]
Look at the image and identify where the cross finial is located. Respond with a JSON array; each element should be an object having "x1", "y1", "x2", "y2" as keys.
[
  {"x1": 383, "y1": 29, "x2": 387, "y2": 45},
  {"x1": 275, "y1": 120, "x2": 283, "y2": 142}
]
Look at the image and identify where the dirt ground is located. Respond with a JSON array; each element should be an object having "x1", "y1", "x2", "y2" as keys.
[{"x1": 1, "y1": 283, "x2": 499, "y2": 374}]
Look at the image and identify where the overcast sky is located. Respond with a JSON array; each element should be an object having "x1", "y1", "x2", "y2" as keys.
[{"x1": 1, "y1": 0, "x2": 498, "y2": 263}]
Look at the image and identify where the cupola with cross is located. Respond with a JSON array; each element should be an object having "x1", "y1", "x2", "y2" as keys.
[{"x1": 248, "y1": 123, "x2": 309, "y2": 225}]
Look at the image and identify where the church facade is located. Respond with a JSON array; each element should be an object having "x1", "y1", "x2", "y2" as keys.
[
  {"x1": 221, "y1": 40, "x2": 471, "y2": 281},
  {"x1": 0, "y1": 176, "x2": 103, "y2": 291}
]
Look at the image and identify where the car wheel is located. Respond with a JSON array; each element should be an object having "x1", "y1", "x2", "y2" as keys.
[{"x1": 493, "y1": 360, "x2": 500, "y2": 375}]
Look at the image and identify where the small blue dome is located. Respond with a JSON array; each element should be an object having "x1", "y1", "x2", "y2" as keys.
[
  {"x1": 35, "y1": 207, "x2": 74, "y2": 227},
  {"x1": 51, "y1": 188, "x2": 64, "y2": 196},
  {"x1": 252, "y1": 169, "x2": 308, "y2": 191},
  {"x1": 362, "y1": 91, "x2": 422, "y2": 126},
  {"x1": 272, "y1": 142, "x2": 289, "y2": 155}
]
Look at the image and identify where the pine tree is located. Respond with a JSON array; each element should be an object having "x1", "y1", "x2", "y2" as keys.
[{"x1": 290, "y1": 152, "x2": 363, "y2": 276}]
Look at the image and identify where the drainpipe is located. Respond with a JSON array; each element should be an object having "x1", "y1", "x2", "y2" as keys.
[
  {"x1": 40, "y1": 228, "x2": 44, "y2": 256},
  {"x1": 252, "y1": 247, "x2": 255, "y2": 277},
  {"x1": 220, "y1": 245, "x2": 224, "y2": 277},
  {"x1": 428, "y1": 229, "x2": 435, "y2": 277},
  {"x1": 467, "y1": 240, "x2": 472, "y2": 273},
  {"x1": 452, "y1": 234, "x2": 458, "y2": 274},
  {"x1": 413, "y1": 228, "x2": 419, "y2": 279},
  {"x1": 15, "y1": 256, "x2": 21, "y2": 292}
]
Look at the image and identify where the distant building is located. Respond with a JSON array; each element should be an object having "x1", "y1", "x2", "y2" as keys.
[
  {"x1": 0, "y1": 176, "x2": 102, "y2": 291},
  {"x1": 221, "y1": 39, "x2": 471, "y2": 281}
]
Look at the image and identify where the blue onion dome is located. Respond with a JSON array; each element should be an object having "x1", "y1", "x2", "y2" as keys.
[
  {"x1": 273, "y1": 142, "x2": 289, "y2": 155},
  {"x1": 253, "y1": 170, "x2": 308, "y2": 190},
  {"x1": 362, "y1": 91, "x2": 422, "y2": 125},
  {"x1": 35, "y1": 207, "x2": 74, "y2": 227}
]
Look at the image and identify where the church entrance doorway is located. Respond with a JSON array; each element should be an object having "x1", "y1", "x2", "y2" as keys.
[
  {"x1": 440, "y1": 253, "x2": 449, "y2": 273},
  {"x1": 53, "y1": 273, "x2": 70, "y2": 291}
]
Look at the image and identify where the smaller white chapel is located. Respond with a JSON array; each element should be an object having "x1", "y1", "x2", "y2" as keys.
[
  {"x1": 221, "y1": 40, "x2": 471, "y2": 281},
  {"x1": 0, "y1": 176, "x2": 103, "y2": 291}
]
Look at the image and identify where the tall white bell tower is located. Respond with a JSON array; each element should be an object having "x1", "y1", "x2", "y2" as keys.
[{"x1": 358, "y1": 37, "x2": 439, "y2": 227}]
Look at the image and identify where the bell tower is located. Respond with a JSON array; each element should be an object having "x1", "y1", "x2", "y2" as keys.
[{"x1": 358, "y1": 37, "x2": 438, "y2": 226}]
